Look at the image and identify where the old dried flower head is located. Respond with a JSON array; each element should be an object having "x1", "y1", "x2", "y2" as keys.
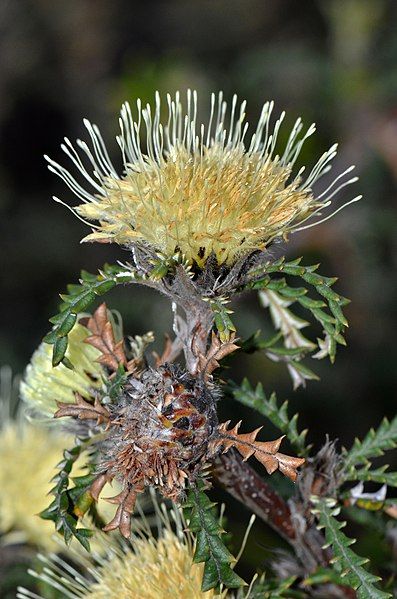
[
  {"x1": 56, "y1": 360, "x2": 220, "y2": 538},
  {"x1": 18, "y1": 501, "x2": 219, "y2": 599},
  {"x1": 46, "y1": 91, "x2": 360, "y2": 267},
  {"x1": 20, "y1": 323, "x2": 104, "y2": 418},
  {"x1": 51, "y1": 304, "x2": 304, "y2": 539}
]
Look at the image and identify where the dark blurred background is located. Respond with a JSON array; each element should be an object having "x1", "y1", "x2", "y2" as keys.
[{"x1": 0, "y1": 0, "x2": 396, "y2": 577}]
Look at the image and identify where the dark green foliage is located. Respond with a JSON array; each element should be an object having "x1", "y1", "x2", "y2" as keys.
[
  {"x1": 247, "y1": 257, "x2": 349, "y2": 372},
  {"x1": 311, "y1": 498, "x2": 391, "y2": 598},
  {"x1": 44, "y1": 264, "x2": 135, "y2": 367},
  {"x1": 229, "y1": 378, "x2": 308, "y2": 455},
  {"x1": 39, "y1": 439, "x2": 95, "y2": 551},
  {"x1": 346, "y1": 467, "x2": 397, "y2": 487},
  {"x1": 341, "y1": 416, "x2": 397, "y2": 486},
  {"x1": 342, "y1": 416, "x2": 397, "y2": 472},
  {"x1": 183, "y1": 484, "x2": 245, "y2": 592}
]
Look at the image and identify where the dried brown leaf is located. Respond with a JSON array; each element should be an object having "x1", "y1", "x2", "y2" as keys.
[
  {"x1": 83, "y1": 303, "x2": 127, "y2": 372},
  {"x1": 153, "y1": 333, "x2": 183, "y2": 366},
  {"x1": 101, "y1": 486, "x2": 143, "y2": 538},
  {"x1": 54, "y1": 394, "x2": 110, "y2": 425},
  {"x1": 199, "y1": 332, "x2": 239, "y2": 377},
  {"x1": 217, "y1": 420, "x2": 305, "y2": 482},
  {"x1": 89, "y1": 473, "x2": 111, "y2": 502}
]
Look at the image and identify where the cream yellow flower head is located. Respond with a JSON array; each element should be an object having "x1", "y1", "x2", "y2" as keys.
[
  {"x1": 0, "y1": 366, "x2": 119, "y2": 551},
  {"x1": 0, "y1": 367, "x2": 81, "y2": 551},
  {"x1": 46, "y1": 91, "x2": 360, "y2": 267},
  {"x1": 18, "y1": 505, "x2": 220, "y2": 599},
  {"x1": 20, "y1": 323, "x2": 103, "y2": 419},
  {"x1": 0, "y1": 418, "x2": 73, "y2": 551}
]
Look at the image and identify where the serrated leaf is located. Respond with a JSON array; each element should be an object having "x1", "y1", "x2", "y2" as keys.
[
  {"x1": 75, "y1": 528, "x2": 94, "y2": 551},
  {"x1": 253, "y1": 258, "x2": 349, "y2": 367},
  {"x1": 311, "y1": 497, "x2": 391, "y2": 598},
  {"x1": 342, "y1": 416, "x2": 397, "y2": 480},
  {"x1": 44, "y1": 265, "x2": 134, "y2": 367},
  {"x1": 40, "y1": 438, "x2": 94, "y2": 549},
  {"x1": 347, "y1": 468, "x2": 397, "y2": 487},
  {"x1": 193, "y1": 529, "x2": 211, "y2": 562},
  {"x1": 94, "y1": 279, "x2": 117, "y2": 294},
  {"x1": 57, "y1": 312, "x2": 77, "y2": 336},
  {"x1": 71, "y1": 290, "x2": 97, "y2": 312},
  {"x1": 183, "y1": 484, "x2": 245, "y2": 592}
]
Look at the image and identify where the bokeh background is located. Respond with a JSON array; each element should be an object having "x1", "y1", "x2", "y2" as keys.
[{"x1": 0, "y1": 0, "x2": 396, "y2": 589}]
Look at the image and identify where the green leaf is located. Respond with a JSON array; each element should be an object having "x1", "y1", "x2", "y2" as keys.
[
  {"x1": 44, "y1": 264, "x2": 136, "y2": 367},
  {"x1": 57, "y1": 312, "x2": 78, "y2": 336},
  {"x1": 302, "y1": 566, "x2": 344, "y2": 587},
  {"x1": 40, "y1": 438, "x2": 95, "y2": 550},
  {"x1": 287, "y1": 360, "x2": 320, "y2": 388},
  {"x1": 75, "y1": 528, "x2": 94, "y2": 551},
  {"x1": 298, "y1": 296, "x2": 326, "y2": 309},
  {"x1": 183, "y1": 484, "x2": 245, "y2": 592},
  {"x1": 346, "y1": 467, "x2": 397, "y2": 487},
  {"x1": 342, "y1": 416, "x2": 397, "y2": 480},
  {"x1": 250, "y1": 257, "x2": 350, "y2": 369},
  {"x1": 209, "y1": 298, "x2": 236, "y2": 342},
  {"x1": 228, "y1": 378, "x2": 309, "y2": 455},
  {"x1": 311, "y1": 497, "x2": 391, "y2": 598},
  {"x1": 249, "y1": 575, "x2": 301, "y2": 598},
  {"x1": 52, "y1": 336, "x2": 68, "y2": 366}
]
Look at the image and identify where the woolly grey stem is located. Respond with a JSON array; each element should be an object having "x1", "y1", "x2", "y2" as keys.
[{"x1": 164, "y1": 266, "x2": 214, "y2": 373}]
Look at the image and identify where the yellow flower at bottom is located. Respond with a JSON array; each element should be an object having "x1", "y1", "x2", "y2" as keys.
[
  {"x1": 18, "y1": 525, "x2": 220, "y2": 599},
  {"x1": 86, "y1": 530, "x2": 215, "y2": 599},
  {"x1": 0, "y1": 420, "x2": 72, "y2": 551},
  {"x1": 0, "y1": 415, "x2": 120, "y2": 552}
]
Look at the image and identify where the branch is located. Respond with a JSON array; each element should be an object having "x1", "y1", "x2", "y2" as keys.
[
  {"x1": 212, "y1": 450, "x2": 296, "y2": 542},
  {"x1": 213, "y1": 452, "x2": 336, "y2": 576}
]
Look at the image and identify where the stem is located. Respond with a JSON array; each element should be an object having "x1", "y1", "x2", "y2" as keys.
[
  {"x1": 164, "y1": 266, "x2": 214, "y2": 373},
  {"x1": 213, "y1": 450, "x2": 295, "y2": 542},
  {"x1": 213, "y1": 451, "x2": 333, "y2": 572}
]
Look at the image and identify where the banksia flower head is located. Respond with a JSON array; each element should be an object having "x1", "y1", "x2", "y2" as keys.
[
  {"x1": 0, "y1": 417, "x2": 71, "y2": 550},
  {"x1": 0, "y1": 367, "x2": 81, "y2": 550},
  {"x1": 46, "y1": 90, "x2": 360, "y2": 267},
  {"x1": 20, "y1": 324, "x2": 104, "y2": 419},
  {"x1": 18, "y1": 500, "x2": 219, "y2": 599}
]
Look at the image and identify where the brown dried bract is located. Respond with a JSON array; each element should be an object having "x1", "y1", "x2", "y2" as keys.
[
  {"x1": 216, "y1": 420, "x2": 305, "y2": 482},
  {"x1": 54, "y1": 394, "x2": 110, "y2": 425},
  {"x1": 81, "y1": 303, "x2": 128, "y2": 372},
  {"x1": 153, "y1": 333, "x2": 183, "y2": 367},
  {"x1": 101, "y1": 485, "x2": 144, "y2": 538},
  {"x1": 199, "y1": 332, "x2": 239, "y2": 378}
]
